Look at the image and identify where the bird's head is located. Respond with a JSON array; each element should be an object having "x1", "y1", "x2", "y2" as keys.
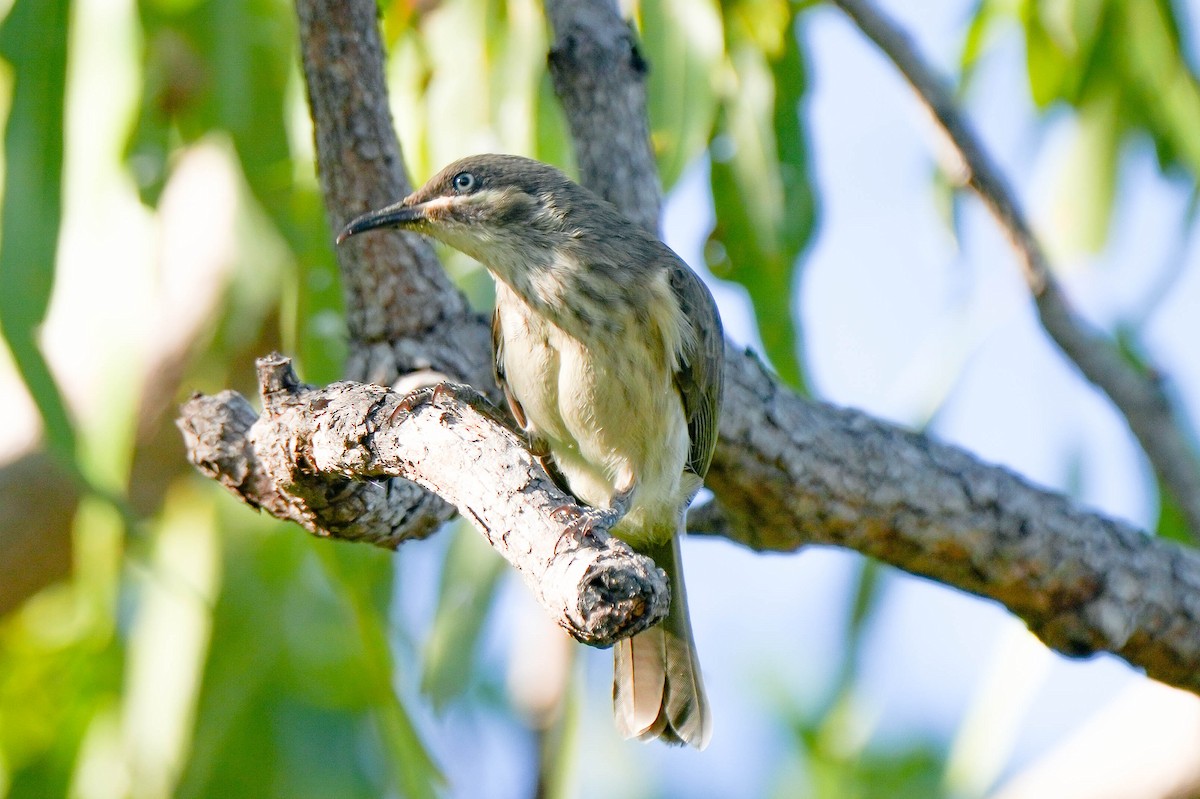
[{"x1": 336, "y1": 154, "x2": 593, "y2": 266}]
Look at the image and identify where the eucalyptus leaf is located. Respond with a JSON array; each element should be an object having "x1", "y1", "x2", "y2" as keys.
[
  {"x1": 640, "y1": 0, "x2": 723, "y2": 191},
  {"x1": 708, "y1": 7, "x2": 816, "y2": 392},
  {"x1": 0, "y1": 0, "x2": 76, "y2": 459},
  {"x1": 974, "y1": 0, "x2": 1200, "y2": 252}
]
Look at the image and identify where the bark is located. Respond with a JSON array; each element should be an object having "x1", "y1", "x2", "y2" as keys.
[
  {"x1": 296, "y1": 0, "x2": 493, "y2": 389},
  {"x1": 179, "y1": 355, "x2": 668, "y2": 645},
  {"x1": 546, "y1": 0, "x2": 661, "y2": 235},
  {"x1": 179, "y1": 349, "x2": 1200, "y2": 693}
]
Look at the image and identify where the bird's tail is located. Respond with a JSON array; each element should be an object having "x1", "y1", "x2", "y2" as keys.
[{"x1": 612, "y1": 535, "x2": 711, "y2": 749}]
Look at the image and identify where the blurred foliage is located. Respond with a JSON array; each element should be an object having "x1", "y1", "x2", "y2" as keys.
[
  {"x1": 707, "y1": 1, "x2": 817, "y2": 392},
  {"x1": 0, "y1": 0, "x2": 75, "y2": 459},
  {"x1": 964, "y1": 0, "x2": 1200, "y2": 253},
  {"x1": 638, "y1": 0, "x2": 819, "y2": 391},
  {"x1": 420, "y1": 522, "x2": 505, "y2": 711},
  {"x1": 0, "y1": 0, "x2": 1198, "y2": 797},
  {"x1": 129, "y1": 0, "x2": 345, "y2": 383}
]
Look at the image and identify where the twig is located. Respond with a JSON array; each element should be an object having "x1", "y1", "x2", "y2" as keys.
[{"x1": 827, "y1": 0, "x2": 1200, "y2": 541}]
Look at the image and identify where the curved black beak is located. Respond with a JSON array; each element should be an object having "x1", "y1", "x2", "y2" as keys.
[{"x1": 336, "y1": 201, "x2": 426, "y2": 244}]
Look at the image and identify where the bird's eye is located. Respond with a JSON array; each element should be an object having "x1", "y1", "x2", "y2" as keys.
[{"x1": 452, "y1": 172, "x2": 478, "y2": 193}]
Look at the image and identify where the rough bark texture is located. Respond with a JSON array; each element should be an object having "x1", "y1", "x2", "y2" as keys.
[
  {"x1": 708, "y1": 344, "x2": 1200, "y2": 691},
  {"x1": 827, "y1": 0, "x2": 1200, "y2": 543},
  {"x1": 295, "y1": 0, "x2": 496, "y2": 536},
  {"x1": 180, "y1": 355, "x2": 668, "y2": 645},
  {"x1": 176, "y1": 0, "x2": 1200, "y2": 697},
  {"x1": 180, "y1": 348, "x2": 1200, "y2": 691},
  {"x1": 296, "y1": 0, "x2": 493, "y2": 389},
  {"x1": 546, "y1": 0, "x2": 661, "y2": 235}
]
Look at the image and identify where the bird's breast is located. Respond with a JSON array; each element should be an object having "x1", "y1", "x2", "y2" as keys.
[{"x1": 492, "y1": 277, "x2": 693, "y2": 533}]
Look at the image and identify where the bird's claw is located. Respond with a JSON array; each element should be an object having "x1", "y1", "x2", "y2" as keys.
[
  {"x1": 388, "y1": 385, "x2": 435, "y2": 424},
  {"x1": 388, "y1": 381, "x2": 506, "y2": 425},
  {"x1": 550, "y1": 504, "x2": 618, "y2": 555}
]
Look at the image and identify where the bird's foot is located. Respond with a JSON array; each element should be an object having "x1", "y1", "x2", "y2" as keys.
[
  {"x1": 550, "y1": 504, "x2": 619, "y2": 555},
  {"x1": 388, "y1": 386, "x2": 434, "y2": 423},
  {"x1": 388, "y1": 381, "x2": 506, "y2": 425}
]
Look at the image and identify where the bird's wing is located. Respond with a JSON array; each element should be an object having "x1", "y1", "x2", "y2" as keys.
[
  {"x1": 669, "y1": 259, "x2": 724, "y2": 479},
  {"x1": 492, "y1": 306, "x2": 528, "y2": 431}
]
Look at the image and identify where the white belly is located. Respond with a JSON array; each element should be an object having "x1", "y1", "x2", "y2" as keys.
[{"x1": 494, "y1": 282, "x2": 692, "y2": 541}]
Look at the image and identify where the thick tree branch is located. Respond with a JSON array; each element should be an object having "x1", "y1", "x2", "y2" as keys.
[
  {"x1": 179, "y1": 354, "x2": 668, "y2": 646},
  {"x1": 294, "y1": 0, "x2": 497, "y2": 538},
  {"x1": 709, "y1": 346, "x2": 1200, "y2": 692},
  {"x1": 546, "y1": 0, "x2": 661, "y2": 235},
  {"x1": 179, "y1": 351, "x2": 1200, "y2": 692},
  {"x1": 296, "y1": 0, "x2": 493, "y2": 390},
  {"x1": 827, "y1": 0, "x2": 1200, "y2": 541}
]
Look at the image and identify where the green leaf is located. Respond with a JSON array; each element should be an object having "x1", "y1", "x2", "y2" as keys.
[
  {"x1": 640, "y1": 0, "x2": 724, "y2": 190},
  {"x1": 534, "y1": 69, "x2": 577, "y2": 175},
  {"x1": 1156, "y1": 489, "x2": 1192, "y2": 545},
  {"x1": 420, "y1": 522, "x2": 506, "y2": 710},
  {"x1": 177, "y1": 511, "x2": 442, "y2": 799},
  {"x1": 1118, "y1": 0, "x2": 1200, "y2": 177},
  {"x1": 0, "y1": 597, "x2": 123, "y2": 799},
  {"x1": 319, "y1": 543, "x2": 444, "y2": 799},
  {"x1": 960, "y1": 0, "x2": 1000, "y2": 85},
  {"x1": 129, "y1": 0, "x2": 345, "y2": 383},
  {"x1": 1021, "y1": 0, "x2": 1072, "y2": 106},
  {"x1": 0, "y1": 0, "x2": 76, "y2": 459},
  {"x1": 708, "y1": 8, "x2": 816, "y2": 392},
  {"x1": 1050, "y1": 89, "x2": 1120, "y2": 254}
]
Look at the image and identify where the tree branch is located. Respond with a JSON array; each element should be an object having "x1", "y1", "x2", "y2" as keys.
[
  {"x1": 545, "y1": 0, "x2": 661, "y2": 235},
  {"x1": 179, "y1": 350, "x2": 1200, "y2": 692},
  {"x1": 709, "y1": 346, "x2": 1200, "y2": 692},
  {"x1": 179, "y1": 354, "x2": 668, "y2": 646},
  {"x1": 827, "y1": 0, "x2": 1200, "y2": 542},
  {"x1": 293, "y1": 0, "x2": 498, "y2": 539},
  {"x1": 296, "y1": 0, "x2": 493, "y2": 390}
]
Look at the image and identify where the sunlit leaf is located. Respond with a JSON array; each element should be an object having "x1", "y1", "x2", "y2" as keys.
[
  {"x1": 960, "y1": 0, "x2": 1002, "y2": 85},
  {"x1": 0, "y1": 569, "x2": 122, "y2": 798},
  {"x1": 129, "y1": 0, "x2": 344, "y2": 383},
  {"x1": 1118, "y1": 0, "x2": 1200, "y2": 177},
  {"x1": 1050, "y1": 90, "x2": 1120, "y2": 254},
  {"x1": 1021, "y1": 0, "x2": 1074, "y2": 106},
  {"x1": 978, "y1": 0, "x2": 1200, "y2": 251},
  {"x1": 0, "y1": 0, "x2": 76, "y2": 459},
  {"x1": 708, "y1": 6, "x2": 816, "y2": 392},
  {"x1": 639, "y1": 0, "x2": 723, "y2": 190},
  {"x1": 420, "y1": 522, "x2": 505, "y2": 710}
]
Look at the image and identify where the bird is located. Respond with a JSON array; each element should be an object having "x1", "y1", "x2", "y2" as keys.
[{"x1": 337, "y1": 154, "x2": 723, "y2": 749}]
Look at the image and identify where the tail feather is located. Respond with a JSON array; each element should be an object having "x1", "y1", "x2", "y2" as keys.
[
  {"x1": 613, "y1": 627, "x2": 668, "y2": 739},
  {"x1": 612, "y1": 536, "x2": 711, "y2": 749}
]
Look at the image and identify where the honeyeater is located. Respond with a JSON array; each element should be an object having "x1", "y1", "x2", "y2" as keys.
[{"x1": 338, "y1": 154, "x2": 724, "y2": 748}]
